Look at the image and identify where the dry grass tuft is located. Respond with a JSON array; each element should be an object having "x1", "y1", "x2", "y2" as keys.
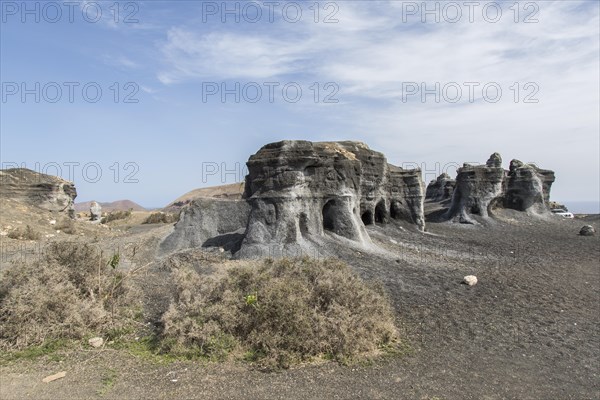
[
  {"x1": 0, "y1": 242, "x2": 140, "y2": 350},
  {"x1": 7, "y1": 225, "x2": 41, "y2": 240},
  {"x1": 143, "y1": 212, "x2": 179, "y2": 225},
  {"x1": 160, "y1": 257, "x2": 399, "y2": 369},
  {"x1": 101, "y1": 210, "x2": 132, "y2": 224},
  {"x1": 56, "y1": 218, "x2": 76, "y2": 235}
]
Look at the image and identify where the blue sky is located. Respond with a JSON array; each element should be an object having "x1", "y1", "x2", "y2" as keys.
[{"x1": 1, "y1": 1, "x2": 599, "y2": 211}]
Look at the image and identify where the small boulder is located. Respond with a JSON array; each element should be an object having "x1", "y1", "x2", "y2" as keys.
[
  {"x1": 579, "y1": 225, "x2": 596, "y2": 236},
  {"x1": 463, "y1": 275, "x2": 478, "y2": 286},
  {"x1": 90, "y1": 201, "x2": 102, "y2": 222},
  {"x1": 88, "y1": 337, "x2": 104, "y2": 348}
]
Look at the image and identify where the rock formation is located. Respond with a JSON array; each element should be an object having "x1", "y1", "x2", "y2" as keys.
[
  {"x1": 161, "y1": 140, "x2": 425, "y2": 257},
  {"x1": 240, "y1": 141, "x2": 424, "y2": 252},
  {"x1": 90, "y1": 201, "x2": 102, "y2": 221},
  {"x1": 444, "y1": 153, "x2": 555, "y2": 223},
  {"x1": 579, "y1": 225, "x2": 595, "y2": 236},
  {"x1": 0, "y1": 168, "x2": 77, "y2": 217},
  {"x1": 504, "y1": 160, "x2": 555, "y2": 212},
  {"x1": 160, "y1": 197, "x2": 250, "y2": 254},
  {"x1": 425, "y1": 173, "x2": 456, "y2": 202}
]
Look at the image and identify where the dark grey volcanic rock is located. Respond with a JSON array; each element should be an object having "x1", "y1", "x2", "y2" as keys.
[
  {"x1": 444, "y1": 154, "x2": 555, "y2": 224},
  {"x1": 504, "y1": 159, "x2": 555, "y2": 212},
  {"x1": 160, "y1": 198, "x2": 250, "y2": 254},
  {"x1": 240, "y1": 140, "x2": 424, "y2": 254},
  {"x1": 579, "y1": 225, "x2": 595, "y2": 236},
  {"x1": 486, "y1": 152, "x2": 502, "y2": 168},
  {"x1": 425, "y1": 173, "x2": 456, "y2": 202},
  {"x1": 445, "y1": 160, "x2": 505, "y2": 223},
  {"x1": 0, "y1": 168, "x2": 77, "y2": 217}
]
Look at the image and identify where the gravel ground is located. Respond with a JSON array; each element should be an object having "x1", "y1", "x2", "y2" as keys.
[{"x1": 1, "y1": 210, "x2": 598, "y2": 400}]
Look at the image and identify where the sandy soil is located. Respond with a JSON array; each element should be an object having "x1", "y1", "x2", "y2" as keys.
[{"x1": 0, "y1": 206, "x2": 598, "y2": 400}]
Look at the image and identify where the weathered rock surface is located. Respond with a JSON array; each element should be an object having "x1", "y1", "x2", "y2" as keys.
[
  {"x1": 161, "y1": 140, "x2": 425, "y2": 257},
  {"x1": 445, "y1": 160, "x2": 505, "y2": 223},
  {"x1": 426, "y1": 173, "x2": 456, "y2": 202},
  {"x1": 0, "y1": 168, "x2": 77, "y2": 217},
  {"x1": 444, "y1": 154, "x2": 555, "y2": 224},
  {"x1": 240, "y1": 140, "x2": 424, "y2": 254},
  {"x1": 579, "y1": 225, "x2": 595, "y2": 236},
  {"x1": 504, "y1": 160, "x2": 555, "y2": 212},
  {"x1": 160, "y1": 197, "x2": 251, "y2": 254},
  {"x1": 89, "y1": 201, "x2": 102, "y2": 221}
]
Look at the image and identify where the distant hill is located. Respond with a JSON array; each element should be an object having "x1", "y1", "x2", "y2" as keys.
[
  {"x1": 163, "y1": 182, "x2": 244, "y2": 212},
  {"x1": 75, "y1": 200, "x2": 147, "y2": 213}
]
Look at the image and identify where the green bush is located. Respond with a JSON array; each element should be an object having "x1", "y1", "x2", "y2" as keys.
[{"x1": 160, "y1": 258, "x2": 399, "y2": 369}]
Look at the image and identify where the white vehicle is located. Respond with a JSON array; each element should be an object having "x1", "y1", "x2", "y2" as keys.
[{"x1": 551, "y1": 209, "x2": 574, "y2": 219}]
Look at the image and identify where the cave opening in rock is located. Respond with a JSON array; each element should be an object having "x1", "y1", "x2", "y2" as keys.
[
  {"x1": 299, "y1": 212, "x2": 309, "y2": 236},
  {"x1": 375, "y1": 200, "x2": 387, "y2": 224},
  {"x1": 390, "y1": 200, "x2": 401, "y2": 219},
  {"x1": 361, "y1": 210, "x2": 373, "y2": 225},
  {"x1": 322, "y1": 200, "x2": 336, "y2": 232}
]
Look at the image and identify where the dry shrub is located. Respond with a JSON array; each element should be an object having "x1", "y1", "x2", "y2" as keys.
[
  {"x1": 160, "y1": 258, "x2": 399, "y2": 369},
  {"x1": 7, "y1": 225, "x2": 41, "y2": 240},
  {"x1": 143, "y1": 212, "x2": 179, "y2": 225},
  {"x1": 0, "y1": 242, "x2": 138, "y2": 350},
  {"x1": 56, "y1": 218, "x2": 76, "y2": 234},
  {"x1": 101, "y1": 210, "x2": 131, "y2": 224}
]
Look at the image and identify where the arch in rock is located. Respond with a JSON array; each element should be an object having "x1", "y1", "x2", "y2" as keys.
[
  {"x1": 322, "y1": 200, "x2": 337, "y2": 232},
  {"x1": 361, "y1": 209, "x2": 374, "y2": 225},
  {"x1": 375, "y1": 199, "x2": 387, "y2": 224}
]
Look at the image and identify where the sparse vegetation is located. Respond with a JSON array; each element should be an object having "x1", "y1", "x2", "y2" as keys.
[
  {"x1": 143, "y1": 211, "x2": 179, "y2": 224},
  {"x1": 0, "y1": 242, "x2": 140, "y2": 350},
  {"x1": 160, "y1": 257, "x2": 400, "y2": 369},
  {"x1": 97, "y1": 368, "x2": 118, "y2": 396},
  {"x1": 7, "y1": 225, "x2": 41, "y2": 240},
  {"x1": 56, "y1": 218, "x2": 77, "y2": 234},
  {"x1": 101, "y1": 209, "x2": 132, "y2": 224}
]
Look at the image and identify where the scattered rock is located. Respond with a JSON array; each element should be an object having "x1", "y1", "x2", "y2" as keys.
[
  {"x1": 49, "y1": 219, "x2": 56, "y2": 225},
  {"x1": 42, "y1": 371, "x2": 66, "y2": 383},
  {"x1": 579, "y1": 225, "x2": 596, "y2": 236},
  {"x1": 463, "y1": 275, "x2": 478, "y2": 286},
  {"x1": 89, "y1": 201, "x2": 102, "y2": 222},
  {"x1": 88, "y1": 337, "x2": 104, "y2": 348}
]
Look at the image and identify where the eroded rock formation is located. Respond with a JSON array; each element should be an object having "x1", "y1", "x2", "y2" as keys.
[
  {"x1": 444, "y1": 153, "x2": 555, "y2": 223},
  {"x1": 240, "y1": 141, "x2": 424, "y2": 252},
  {"x1": 425, "y1": 173, "x2": 456, "y2": 202},
  {"x1": 161, "y1": 140, "x2": 425, "y2": 257},
  {"x1": 504, "y1": 160, "x2": 555, "y2": 212},
  {"x1": 160, "y1": 197, "x2": 250, "y2": 253},
  {"x1": 0, "y1": 168, "x2": 77, "y2": 217},
  {"x1": 90, "y1": 201, "x2": 102, "y2": 221}
]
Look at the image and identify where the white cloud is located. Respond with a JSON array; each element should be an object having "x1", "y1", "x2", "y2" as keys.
[{"x1": 153, "y1": 0, "x2": 599, "y2": 200}]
